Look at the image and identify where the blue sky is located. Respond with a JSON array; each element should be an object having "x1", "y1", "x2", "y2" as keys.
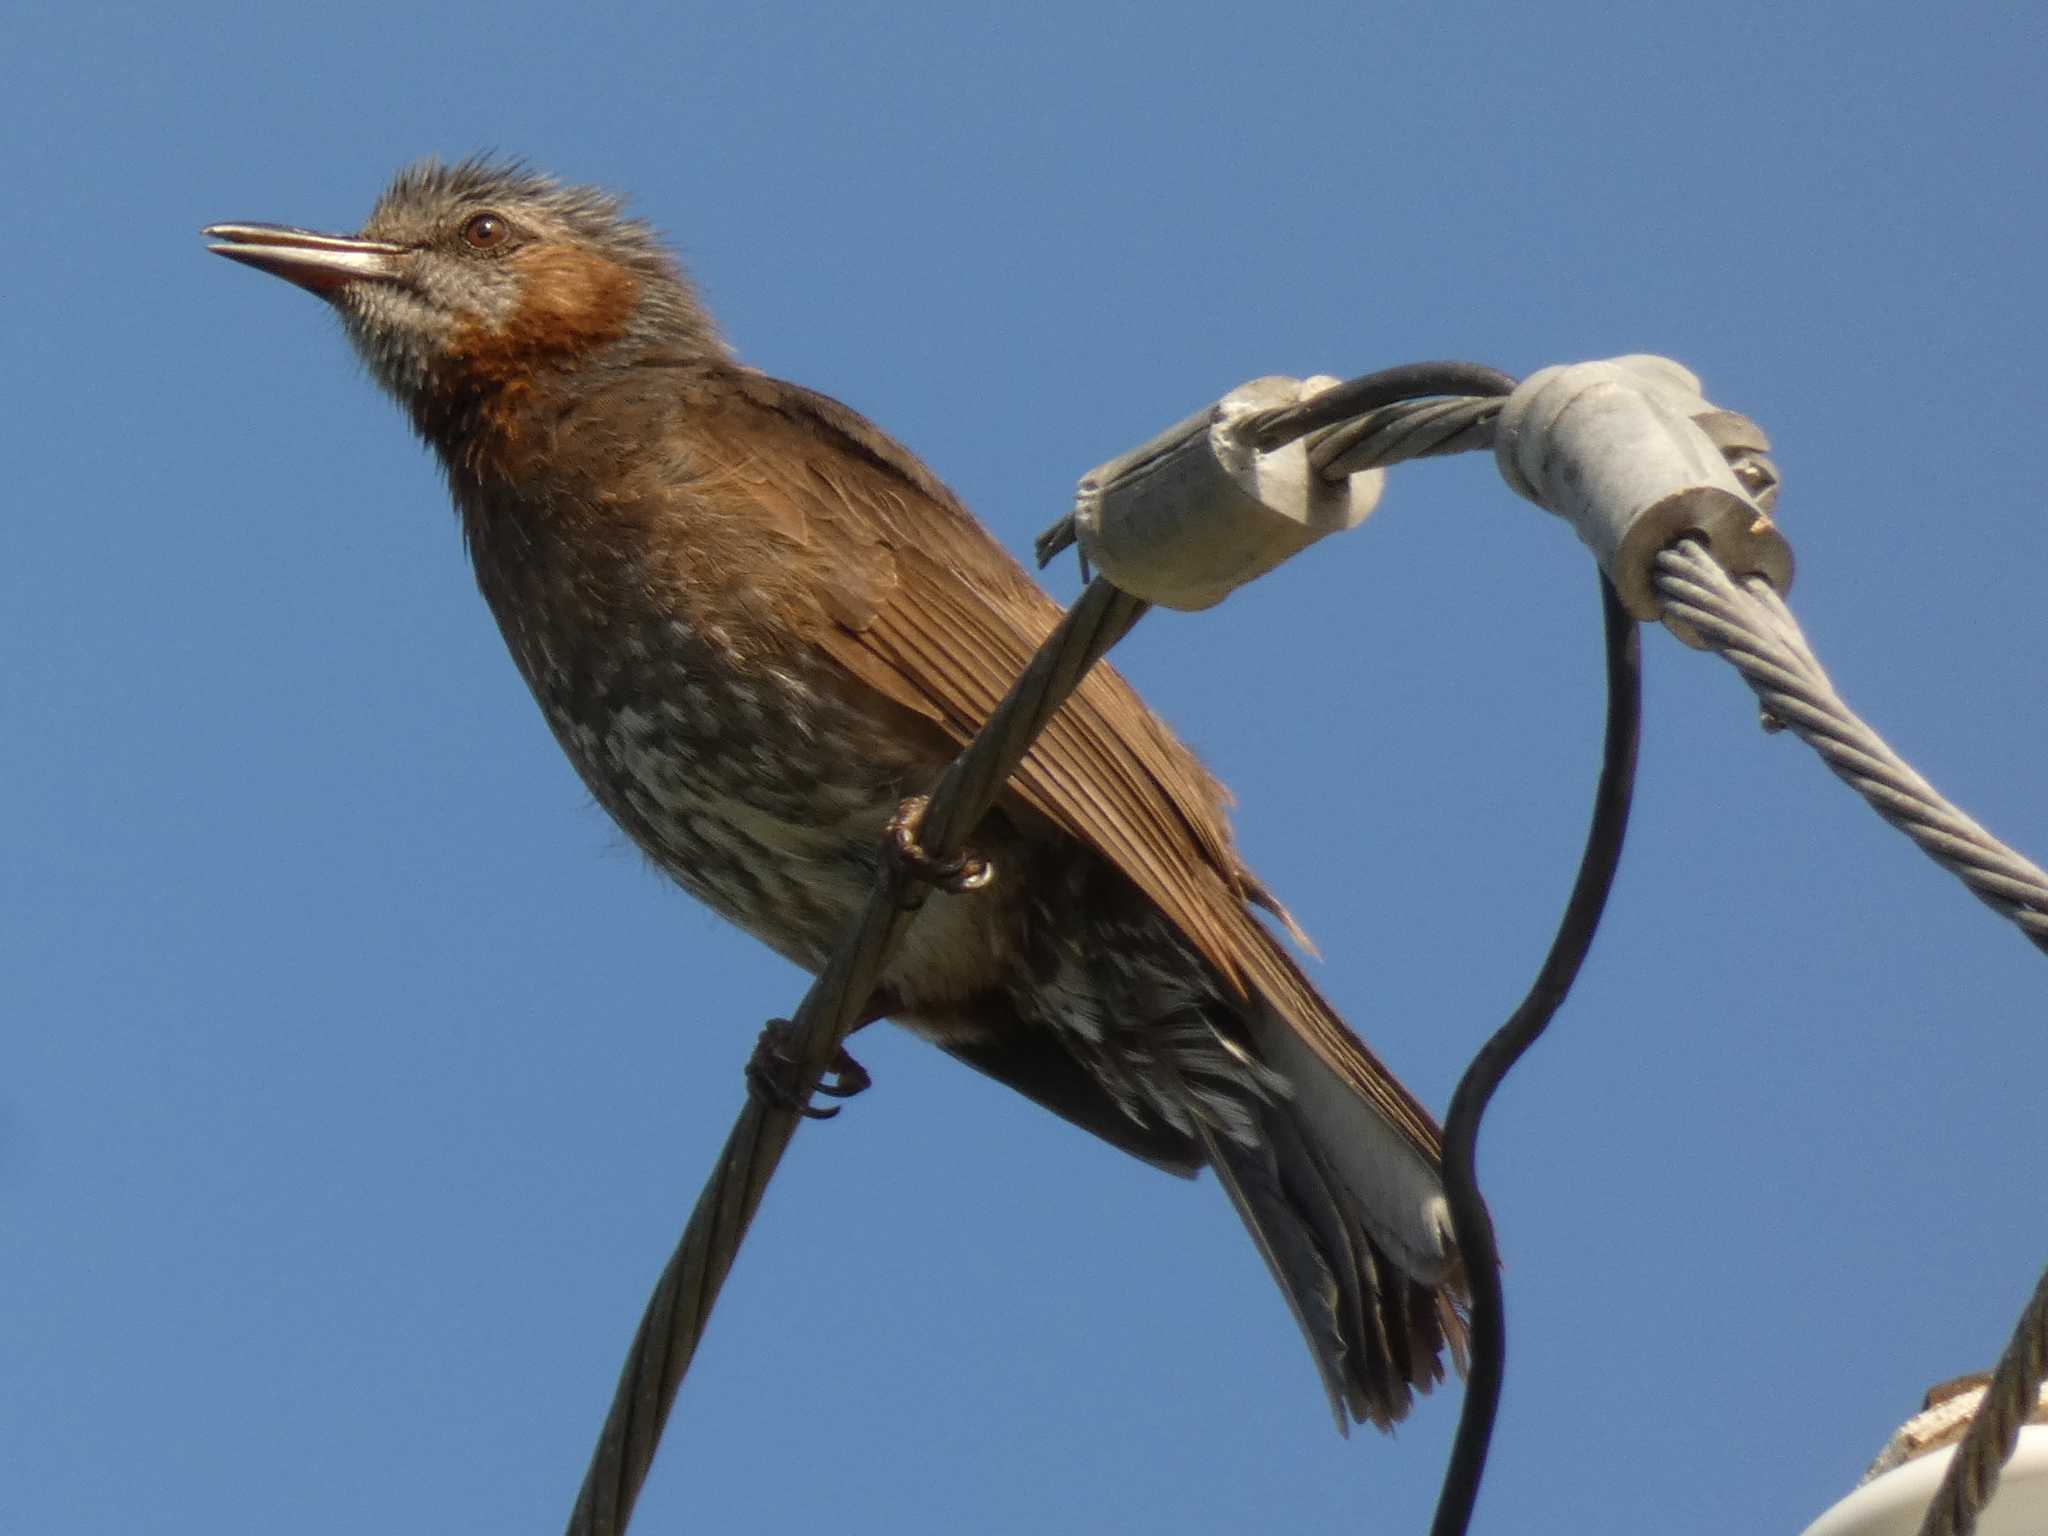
[{"x1": 5, "y1": 5, "x2": 2044, "y2": 1533}]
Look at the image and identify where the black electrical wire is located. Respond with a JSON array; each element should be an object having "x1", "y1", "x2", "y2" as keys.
[
  {"x1": 1239, "y1": 361, "x2": 1519, "y2": 451},
  {"x1": 1430, "y1": 575, "x2": 1642, "y2": 1536}
]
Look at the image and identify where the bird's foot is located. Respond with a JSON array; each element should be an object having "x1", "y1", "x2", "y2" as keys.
[
  {"x1": 885, "y1": 795, "x2": 994, "y2": 895},
  {"x1": 745, "y1": 1018, "x2": 871, "y2": 1120}
]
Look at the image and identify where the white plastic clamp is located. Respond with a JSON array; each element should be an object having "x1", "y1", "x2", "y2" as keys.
[
  {"x1": 1494, "y1": 355, "x2": 1792, "y2": 646},
  {"x1": 1070, "y1": 375, "x2": 1384, "y2": 611}
]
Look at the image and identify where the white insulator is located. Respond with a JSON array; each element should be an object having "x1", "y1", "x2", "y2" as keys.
[
  {"x1": 1071, "y1": 375, "x2": 1384, "y2": 611},
  {"x1": 1493, "y1": 355, "x2": 1793, "y2": 646},
  {"x1": 1799, "y1": 1425, "x2": 2048, "y2": 1536}
]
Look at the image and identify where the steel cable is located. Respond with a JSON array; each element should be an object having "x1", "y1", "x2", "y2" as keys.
[{"x1": 1651, "y1": 539, "x2": 2048, "y2": 956}]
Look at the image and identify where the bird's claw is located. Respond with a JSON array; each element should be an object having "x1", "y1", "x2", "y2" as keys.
[
  {"x1": 745, "y1": 1018, "x2": 871, "y2": 1120},
  {"x1": 885, "y1": 794, "x2": 994, "y2": 895},
  {"x1": 811, "y1": 1050, "x2": 872, "y2": 1098}
]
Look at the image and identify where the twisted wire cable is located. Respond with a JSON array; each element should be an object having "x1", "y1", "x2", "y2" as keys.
[
  {"x1": 1299, "y1": 397, "x2": 2048, "y2": 958},
  {"x1": 1918, "y1": 1263, "x2": 2048, "y2": 1536},
  {"x1": 567, "y1": 578, "x2": 1148, "y2": 1536},
  {"x1": 1650, "y1": 539, "x2": 2048, "y2": 956},
  {"x1": 1236, "y1": 361, "x2": 1517, "y2": 451},
  {"x1": 1307, "y1": 395, "x2": 1502, "y2": 480}
]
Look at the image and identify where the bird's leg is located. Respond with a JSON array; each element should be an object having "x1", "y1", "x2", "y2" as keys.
[
  {"x1": 884, "y1": 794, "x2": 995, "y2": 895},
  {"x1": 743, "y1": 988, "x2": 895, "y2": 1118}
]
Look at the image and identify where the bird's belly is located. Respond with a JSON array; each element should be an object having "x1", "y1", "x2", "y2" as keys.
[{"x1": 528, "y1": 648, "x2": 922, "y2": 972}]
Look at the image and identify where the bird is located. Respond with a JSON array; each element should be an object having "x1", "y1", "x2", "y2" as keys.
[{"x1": 204, "y1": 157, "x2": 1465, "y2": 1431}]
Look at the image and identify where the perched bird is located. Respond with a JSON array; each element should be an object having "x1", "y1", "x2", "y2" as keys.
[{"x1": 205, "y1": 158, "x2": 1464, "y2": 1429}]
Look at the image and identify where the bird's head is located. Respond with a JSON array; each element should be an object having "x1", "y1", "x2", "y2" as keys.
[{"x1": 206, "y1": 158, "x2": 725, "y2": 428}]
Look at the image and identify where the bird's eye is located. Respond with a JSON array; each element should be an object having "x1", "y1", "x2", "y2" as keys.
[{"x1": 461, "y1": 212, "x2": 510, "y2": 251}]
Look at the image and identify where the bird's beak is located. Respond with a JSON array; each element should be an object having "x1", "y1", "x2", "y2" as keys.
[{"x1": 203, "y1": 222, "x2": 408, "y2": 297}]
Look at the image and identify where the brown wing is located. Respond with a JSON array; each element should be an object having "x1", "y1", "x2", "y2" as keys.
[{"x1": 698, "y1": 368, "x2": 1443, "y2": 1167}]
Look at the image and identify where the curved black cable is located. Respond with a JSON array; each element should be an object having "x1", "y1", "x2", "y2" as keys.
[
  {"x1": 1430, "y1": 575, "x2": 1642, "y2": 1536},
  {"x1": 1238, "y1": 361, "x2": 1519, "y2": 451}
]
